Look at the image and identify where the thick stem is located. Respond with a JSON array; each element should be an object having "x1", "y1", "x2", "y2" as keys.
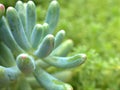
[{"x1": 33, "y1": 65, "x2": 73, "y2": 90}]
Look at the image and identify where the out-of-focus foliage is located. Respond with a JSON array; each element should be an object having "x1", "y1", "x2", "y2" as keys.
[
  {"x1": 70, "y1": 46, "x2": 120, "y2": 90},
  {"x1": 0, "y1": 0, "x2": 51, "y2": 7},
  {"x1": 54, "y1": 0, "x2": 120, "y2": 89},
  {"x1": 58, "y1": 0, "x2": 120, "y2": 58}
]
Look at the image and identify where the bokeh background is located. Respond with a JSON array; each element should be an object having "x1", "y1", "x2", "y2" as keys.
[{"x1": 0, "y1": 0, "x2": 120, "y2": 90}]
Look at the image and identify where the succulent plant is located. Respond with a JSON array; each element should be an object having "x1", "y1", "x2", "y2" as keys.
[{"x1": 0, "y1": 0, "x2": 87, "y2": 90}]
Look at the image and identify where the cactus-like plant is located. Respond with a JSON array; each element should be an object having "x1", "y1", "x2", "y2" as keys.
[{"x1": 0, "y1": 0, "x2": 87, "y2": 90}]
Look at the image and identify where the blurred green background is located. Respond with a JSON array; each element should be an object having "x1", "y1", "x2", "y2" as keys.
[{"x1": 0, "y1": 0, "x2": 120, "y2": 90}]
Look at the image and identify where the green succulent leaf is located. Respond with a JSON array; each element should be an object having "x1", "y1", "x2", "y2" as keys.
[
  {"x1": 44, "y1": 54, "x2": 86, "y2": 68},
  {"x1": 26, "y1": 1, "x2": 36, "y2": 39},
  {"x1": 54, "y1": 30, "x2": 65, "y2": 48},
  {"x1": 45, "y1": 0, "x2": 60, "y2": 33},
  {"x1": 15, "y1": 1, "x2": 26, "y2": 30},
  {"x1": 16, "y1": 53, "x2": 35, "y2": 74},
  {"x1": 6, "y1": 7, "x2": 31, "y2": 51},
  {"x1": 0, "y1": 42, "x2": 15, "y2": 67},
  {"x1": 0, "y1": 17, "x2": 24, "y2": 55},
  {"x1": 31, "y1": 24, "x2": 43, "y2": 49},
  {"x1": 34, "y1": 34, "x2": 54, "y2": 58},
  {"x1": 51, "y1": 39, "x2": 74, "y2": 56}
]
